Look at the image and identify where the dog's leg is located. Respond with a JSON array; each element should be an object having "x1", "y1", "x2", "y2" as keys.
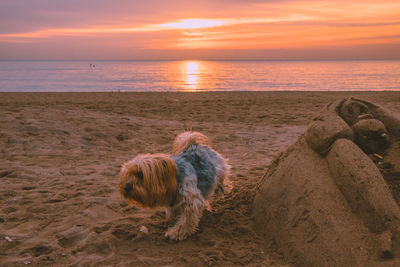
[
  {"x1": 164, "y1": 207, "x2": 173, "y2": 221},
  {"x1": 165, "y1": 176, "x2": 206, "y2": 240},
  {"x1": 216, "y1": 163, "x2": 233, "y2": 195}
]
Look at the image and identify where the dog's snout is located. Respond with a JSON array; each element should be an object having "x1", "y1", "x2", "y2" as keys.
[{"x1": 123, "y1": 183, "x2": 133, "y2": 194}]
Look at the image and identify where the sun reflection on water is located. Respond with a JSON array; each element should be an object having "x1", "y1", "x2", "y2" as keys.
[{"x1": 182, "y1": 61, "x2": 201, "y2": 91}]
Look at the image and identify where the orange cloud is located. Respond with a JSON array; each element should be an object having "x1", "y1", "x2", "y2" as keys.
[{"x1": 1, "y1": 0, "x2": 399, "y2": 59}]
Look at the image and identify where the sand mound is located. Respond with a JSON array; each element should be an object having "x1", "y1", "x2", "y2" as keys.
[{"x1": 253, "y1": 98, "x2": 400, "y2": 266}]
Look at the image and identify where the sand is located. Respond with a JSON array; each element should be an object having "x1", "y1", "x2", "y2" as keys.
[
  {"x1": 253, "y1": 97, "x2": 400, "y2": 266},
  {"x1": 0, "y1": 92, "x2": 399, "y2": 266}
]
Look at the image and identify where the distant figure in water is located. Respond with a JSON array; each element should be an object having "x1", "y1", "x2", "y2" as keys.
[{"x1": 89, "y1": 64, "x2": 95, "y2": 68}]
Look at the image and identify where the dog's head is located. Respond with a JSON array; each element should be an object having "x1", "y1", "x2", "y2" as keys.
[
  {"x1": 172, "y1": 131, "x2": 212, "y2": 155},
  {"x1": 119, "y1": 153, "x2": 178, "y2": 208}
]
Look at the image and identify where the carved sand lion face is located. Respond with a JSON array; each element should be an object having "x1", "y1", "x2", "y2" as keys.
[
  {"x1": 339, "y1": 99, "x2": 390, "y2": 154},
  {"x1": 352, "y1": 118, "x2": 390, "y2": 154}
]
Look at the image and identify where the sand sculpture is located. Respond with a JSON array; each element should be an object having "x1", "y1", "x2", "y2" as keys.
[{"x1": 253, "y1": 98, "x2": 400, "y2": 266}]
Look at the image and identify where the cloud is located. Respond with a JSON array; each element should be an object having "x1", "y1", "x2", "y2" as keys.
[
  {"x1": 1, "y1": 0, "x2": 400, "y2": 59},
  {"x1": 0, "y1": 14, "x2": 316, "y2": 41}
]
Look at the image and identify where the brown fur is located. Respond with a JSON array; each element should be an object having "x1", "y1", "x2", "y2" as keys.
[
  {"x1": 172, "y1": 131, "x2": 213, "y2": 156},
  {"x1": 120, "y1": 132, "x2": 232, "y2": 240},
  {"x1": 119, "y1": 153, "x2": 178, "y2": 208}
]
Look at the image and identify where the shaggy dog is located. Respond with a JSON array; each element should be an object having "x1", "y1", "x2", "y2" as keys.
[{"x1": 119, "y1": 131, "x2": 232, "y2": 240}]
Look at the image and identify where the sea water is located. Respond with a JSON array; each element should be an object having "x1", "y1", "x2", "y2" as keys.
[{"x1": 0, "y1": 60, "x2": 399, "y2": 92}]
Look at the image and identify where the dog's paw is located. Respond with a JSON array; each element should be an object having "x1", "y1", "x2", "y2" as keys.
[
  {"x1": 165, "y1": 228, "x2": 187, "y2": 240},
  {"x1": 205, "y1": 200, "x2": 212, "y2": 212},
  {"x1": 165, "y1": 225, "x2": 195, "y2": 240},
  {"x1": 164, "y1": 208, "x2": 172, "y2": 220},
  {"x1": 216, "y1": 183, "x2": 233, "y2": 196}
]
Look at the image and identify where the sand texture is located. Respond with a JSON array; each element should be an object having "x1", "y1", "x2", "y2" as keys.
[
  {"x1": 253, "y1": 97, "x2": 400, "y2": 266},
  {"x1": 0, "y1": 92, "x2": 399, "y2": 266}
]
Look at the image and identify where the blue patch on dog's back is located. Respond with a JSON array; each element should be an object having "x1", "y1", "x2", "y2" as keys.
[{"x1": 173, "y1": 144, "x2": 223, "y2": 197}]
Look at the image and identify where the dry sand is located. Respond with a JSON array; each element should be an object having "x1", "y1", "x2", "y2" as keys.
[
  {"x1": 253, "y1": 96, "x2": 400, "y2": 266},
  {"x1": 0, "y1": 92, "x2": 399, "y2": 266}
]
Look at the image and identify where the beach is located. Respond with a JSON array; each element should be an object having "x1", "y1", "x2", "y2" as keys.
[{"x1": 1, "y1": 91, "x2": 400, "y2": 266}]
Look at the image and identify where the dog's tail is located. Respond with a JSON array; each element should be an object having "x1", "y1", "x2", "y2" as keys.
[{"x1": 172, "y1": 131, "x2": 213, "y2": 155}]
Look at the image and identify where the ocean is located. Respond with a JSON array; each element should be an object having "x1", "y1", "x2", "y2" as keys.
[{"x1": 0, "y1": 60, "x2": 399, "y2": 92}]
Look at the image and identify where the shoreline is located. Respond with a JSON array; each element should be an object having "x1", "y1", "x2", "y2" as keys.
[{"x1": 1, "y1": 90, "x2": 399, "y2": 103}]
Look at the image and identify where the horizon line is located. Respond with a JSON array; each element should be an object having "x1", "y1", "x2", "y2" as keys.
[{"x1": 1, "y1": 58, "x2": 400, "y2": 62}]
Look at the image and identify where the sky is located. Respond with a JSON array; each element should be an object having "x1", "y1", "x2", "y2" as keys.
[{"x1": 0, "y1": 0, "x2": 399, "y2": 60}]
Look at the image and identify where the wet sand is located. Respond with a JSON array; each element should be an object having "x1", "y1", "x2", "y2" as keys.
[{"x1": 0, "y1": 91, "x2": 399, "y2": 266}]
